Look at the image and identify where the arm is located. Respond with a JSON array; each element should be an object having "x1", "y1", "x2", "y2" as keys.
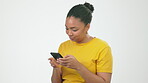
[
  {"x1": 51, "y1": 68, "x2": 62, "y2": 83},
  {"x1": 49, "y1": 58, "x2": 62, "y2": 83},
  {"x1": 58, "y1": 55, "x2": 112, "y2": 83},
  {"x1": 76, "y1": 64, "x2": 112, "y2": 83},
  {"x1": 77, "y1": 47, "x2": 112, "y2": 83}
]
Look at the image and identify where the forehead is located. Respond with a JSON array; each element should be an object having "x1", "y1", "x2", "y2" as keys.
[{"x1": 65, "y1": 16, "x2": 84, "y2": 28}]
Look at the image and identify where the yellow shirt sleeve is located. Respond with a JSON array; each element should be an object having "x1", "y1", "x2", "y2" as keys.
[{"x1": 97, "y1": 46, "x2": 113, "y2": 73}]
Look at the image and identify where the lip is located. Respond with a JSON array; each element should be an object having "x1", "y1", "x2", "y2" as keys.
[{"x1": 69, "y1": 36, "x2": 74, "y2": 40}]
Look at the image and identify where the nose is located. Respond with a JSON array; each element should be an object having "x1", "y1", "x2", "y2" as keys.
[{"x1": 67, "y1": 30, "x2": 73, "y2": 36}]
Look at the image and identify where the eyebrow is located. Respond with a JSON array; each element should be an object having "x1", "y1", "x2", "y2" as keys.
[{"x1": 65, "y1": 25, "x2": 78, "y2": 29}]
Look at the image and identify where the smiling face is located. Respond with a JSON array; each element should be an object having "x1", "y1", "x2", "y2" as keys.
[{"x1": 65, "y1": 16, "x2": 90, "y2": 43}]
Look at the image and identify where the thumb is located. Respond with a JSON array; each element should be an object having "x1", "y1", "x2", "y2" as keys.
[{"x1": 48, "y1": 57, "x2": 55, "y2": 61}]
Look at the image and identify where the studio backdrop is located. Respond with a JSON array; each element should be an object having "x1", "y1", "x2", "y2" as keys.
[{"x1": 0, "y1": 0, "x2": 147, "y2": 83}]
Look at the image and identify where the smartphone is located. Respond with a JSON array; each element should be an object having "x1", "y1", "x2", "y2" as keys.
[{"x1": 50, "y1": 52, "x2": 63, "y2": 60}]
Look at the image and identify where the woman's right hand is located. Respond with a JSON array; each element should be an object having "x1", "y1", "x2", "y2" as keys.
[{"x1": 48, "y1": 58, "x2": 59, "y2": 68}]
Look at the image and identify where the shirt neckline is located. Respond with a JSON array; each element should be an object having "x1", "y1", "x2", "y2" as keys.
[{"x1": 71, "y1": 37, "x2": 96, "y2": 46}]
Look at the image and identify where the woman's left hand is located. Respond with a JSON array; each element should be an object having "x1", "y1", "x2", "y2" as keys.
[{"x1": 57, "y1": 55, "x2": 82, "y2": 70}]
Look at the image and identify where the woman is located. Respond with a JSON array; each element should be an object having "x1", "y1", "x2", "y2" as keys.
[{"x1": 48, "y1": 2, "x2": 113, "y2": 83}]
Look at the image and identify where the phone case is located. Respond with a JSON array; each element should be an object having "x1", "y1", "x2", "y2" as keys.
[{"x1": 50, "y1": 52, "x2": 63, "y2": 60}]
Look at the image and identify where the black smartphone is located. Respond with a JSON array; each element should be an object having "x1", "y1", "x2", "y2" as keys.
[{"x1": 50, "y1": 52, "x2": 63, "y2": 60}]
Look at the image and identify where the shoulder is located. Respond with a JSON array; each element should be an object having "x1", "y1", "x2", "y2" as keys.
[
  {"x1": 58, "y1": 40, "x2": 71, "y2": 52},
  {"x1": 59, "y1": 40, "x2": 71, "y2": 48},
  {"x1": 90, "y1": 38, "x2": 111, "y2": 53},
  {"x1": 93, "y1": 38, "x2": 110, "y2": 48},
  {"x1": 60, "y1": 40, "x2": 71, "y2": 45}
]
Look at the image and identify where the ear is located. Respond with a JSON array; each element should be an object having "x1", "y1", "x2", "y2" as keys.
[{"x1": 85, "y1": 24, "x2": 90, "y2": 33}]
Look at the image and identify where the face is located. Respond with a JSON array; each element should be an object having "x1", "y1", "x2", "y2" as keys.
[{"x1": 65, "y1": 16, "x2": 90, "y2": 43}]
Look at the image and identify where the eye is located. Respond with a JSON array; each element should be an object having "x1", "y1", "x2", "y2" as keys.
[
  {"x1": 72, "y1": 29, "x2": 78, "y2": 32},
  {"x1": 65, "y1": 28, "x2": 68, "y2": 30}
]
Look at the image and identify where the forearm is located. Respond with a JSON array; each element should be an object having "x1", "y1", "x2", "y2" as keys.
[
  {"x1": 51, "y1": 68, "x2": 62, "y2": 83},
  {"x1": 76, "y1": 65, "x2": 106, "y2": 83}
]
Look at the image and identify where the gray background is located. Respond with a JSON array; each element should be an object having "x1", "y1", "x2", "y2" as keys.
[{"x1": 0, "y1": 0, "x2": 148, "y2": 83}]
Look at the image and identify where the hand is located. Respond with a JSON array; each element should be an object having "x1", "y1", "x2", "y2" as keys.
[
  {"x1": 48, "y1": 58, "x2": 60, "y2": 68},
  {"x1": 57, "y1": 55, "x2": 82, "y2": 70}
]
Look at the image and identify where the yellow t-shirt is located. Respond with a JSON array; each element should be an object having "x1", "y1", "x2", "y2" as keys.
[{"x1": 58, "y1": 38, "x2": 113, "y2": 83}]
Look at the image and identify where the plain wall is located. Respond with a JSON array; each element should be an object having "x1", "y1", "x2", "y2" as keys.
[{"x1": 0, "y1": 0, "x2": 148, "y2": 83}]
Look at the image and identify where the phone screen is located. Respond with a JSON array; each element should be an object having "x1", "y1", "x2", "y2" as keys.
[{"x1": 50, "y1": 52, "x2": 63, "y2": 60}]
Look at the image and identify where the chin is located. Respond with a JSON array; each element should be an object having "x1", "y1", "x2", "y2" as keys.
[
  {"x1": 70, "y1": 39, "x2": 75, "y2": 41},
  {"x1": 70, "y1": 38, "x2": 76, "y2": 42},
  {"x1": 69, "y1": 37, "x2": 74, "y2": 41},
  {"x1": 69, "y1": 37, "x2": 79, "y2": 42}
]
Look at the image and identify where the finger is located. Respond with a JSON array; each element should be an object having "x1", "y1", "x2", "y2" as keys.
[
  {"x1": 50, "y1": 60, "x2": 54, "y2": 65},
  {"x1": 50, "y1": 61, "x2": 59, "y2": 68},
  {"x1": 48, "y1": 57, "x2": 54, "y2": 60},
  {"x1": 60, "y1": 63, "x2": 69, "y2": 66},
  {"x1": 50, "y1": 63, "x2": 56, "y2": 68},
  {"x1": 50, "y1": 59, "x2": 59, "y2": 65},
  {"x1": 49, "y1": 58, "x2": 57, "y2": 63},
  {"x1": 61, "y1": 63, "x2": 71, "y2": 68},
  {"x1": 52, "y1": 60, "x2": 58, "y2": 64},
  {"x1": 64, "y1": 55, "x2": 73, "y2": 58},
  {"x1": 58, "y1": 60, "x2": 69, "y2": 64},
  {"x1": 58, "y1": 57, "x2": 69, "y2": 61},
  {"x1": 50, "y1": 63, "x2": 55, "y2": 67}
]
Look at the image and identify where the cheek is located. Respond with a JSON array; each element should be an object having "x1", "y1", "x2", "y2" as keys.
[
  {"x1": 74, "y1": 31, "x2": 83, "y2": 37},
  {"x1": 73, "y1": 32, "x2": 79, "y2": 37},
  {"x1": 66, "y1": 30, "x2": 68, "y2": 34}
]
